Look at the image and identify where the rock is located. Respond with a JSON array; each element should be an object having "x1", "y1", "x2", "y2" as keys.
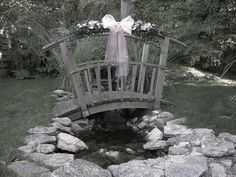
[
  {"x1": 232, "y1": 164, "x2": 236, "y2": 176},
  {"x1": 52, "y1": 117, "x2": 71, "y2": 126},
  {"x1": 105, "y1": 151, "x2": 129, "y2": 164},
  {"x1": 165, "y1": 155, "x2": 208, "y2": 177},
  {"x1": 8, "y1": 160, "x2": 51, "y2": 177},
  {"x1": 218, "y1": 159, "x2": 233, "y2": 167},
  {"x1": 157, "y1": 111, "x2": 174, "y2": 120},
  {"x1": 219, "y1": 133, "x2": 236, "y2": 147},
  {"x1": 209, "y1": 163, "x2": 227, "y2": 177},
  {"x1": 52, "y1": 122, "x2": 73, "y2": 134},
  {"x1": 18, "y1": 145, "x2": 35, "y2": 154},
  {"x1": 129, "y1": 117, "x2": 138, "y2": 124},
  {"x1": 74, "y1": 118, "x2": 89, "y2": 126},
  {"x1": 145, "y1": 128, "x2": 163, "y2": 142},
  {"x1": 166, "y1": 118, "x2": 187, "y2": 126},
  {"x1": 53, "y1": 89, "x2": 72, "y2": 97},
  {"x1": 57, "y1": 133, "x2": 88, "y2": 153},
  {"x1": 167, "y1": 128, "x2": 214, "y2": 146},
  {"x1": 152, "y1": 110, "x2": 161, "y2": 115},
  {"x1": 71, "y1": 123, "x2": 86, "y2": 134},
  {"x1": 24, "y1": 134, "x2": 56, "y2": 146},
  {"x1": 27, "y1": 126, "x2": 57, "y2": 135},
  {"x1": 164, "y1": 125, "x2": 191, "y2": 138},
  {"x1": 36, "y1": 144, "x2": 55, "y2": 154},
  {"x1": 137, "y1": 122, "x2": 147, "y2": 129},
  {"x1": 143, "y1": 140, "x2": 167, "y2": 150},
  {"x1": 169, "y1": 146, "x2": 190, "y2": 155},
  {"x1": 56, "y1": 95, "x2": 70, "y2": 102},
  {"x1": 51, "y1": 159, "x2": 112, "y2": 177},
  {"x1": 125, "y1": 148, "x2": 136, "y2": 155},
  {"x1": 29, "y1": 153, "x2": 74, "y2": 169},
  {"x1": 108, "y1": 159, "x2": 165, "y2": 177},
  {"x1": 201, "y1": 134, "x2": 235, "y2": 157}
]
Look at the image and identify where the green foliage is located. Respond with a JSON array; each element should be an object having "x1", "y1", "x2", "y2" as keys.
[{"x1": 135, "y1": 0, "x2": 236, "y2": 75}]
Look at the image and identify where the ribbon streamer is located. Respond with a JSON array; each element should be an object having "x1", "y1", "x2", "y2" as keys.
[{"x1": 102, "y1": 14, "x2": 134, "y2": 77}]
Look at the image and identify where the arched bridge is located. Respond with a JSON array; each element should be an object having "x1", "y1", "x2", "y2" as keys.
[{"x1": 43, "y1": 34, "x2": 186, "y2": 120}]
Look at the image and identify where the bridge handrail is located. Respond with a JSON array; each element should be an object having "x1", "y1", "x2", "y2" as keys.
[{"x1": 42, "y1": 33, "x2": 187, "y2": 51}]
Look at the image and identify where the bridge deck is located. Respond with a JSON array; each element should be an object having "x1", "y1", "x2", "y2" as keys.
[{"x1": 53, "y1": 91, "x2": 155, "y2": 119}]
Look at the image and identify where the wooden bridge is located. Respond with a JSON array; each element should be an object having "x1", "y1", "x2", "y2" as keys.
[{"x1": 43, "y1": 34, "x2": 186, "y2": 120}]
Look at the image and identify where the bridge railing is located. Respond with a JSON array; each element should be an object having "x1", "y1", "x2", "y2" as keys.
[{"x1": 43, "y1": 33, "x2": 187, "y2": 117}]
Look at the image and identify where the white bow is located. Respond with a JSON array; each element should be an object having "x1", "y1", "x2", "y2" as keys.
[{"x1": 102, "y1": 14, "x2": 134, "y2": 35}]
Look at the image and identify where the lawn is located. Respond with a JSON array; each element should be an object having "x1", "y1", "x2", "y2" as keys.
[
  {"x1": 0, "y1": 68, "x2": 235, "y2": 177},
  {"x1": 0, "y1": 78, "x2": 58, "y2": 177}
]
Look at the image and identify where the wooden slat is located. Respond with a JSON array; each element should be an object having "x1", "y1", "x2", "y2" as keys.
[
  {"x1": 86, "y1": 63, "x2": 92, "y2": 82},
  {"x1": 138, "y1": 43, "x2": 150, "y2": 94},
  {"x1": 154, "y1": 37, "x2": 170, "y2": 109},
  {"x1": 84, "y1": 70, "x2": 93, "y2": 95},
  {"x1": 95, "y1": 65, "x2": 102, "y2": 93},
  {"x1": 148, "y1": 67, "x2": 157, "y2": 100},
  {"x1": 107, "y1": 65, "x2": 112, "y2": 92},
  {"x1": 131, "y1": 65, "x2": 138, "y2": 92},
  {"x1": 120, "y1": 77, "x2": 124, "y2": 92}
]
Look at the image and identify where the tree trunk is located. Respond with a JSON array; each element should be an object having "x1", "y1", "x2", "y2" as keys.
[{"x1": 120, "y1": 0, "x2": 135, "y2": 19}]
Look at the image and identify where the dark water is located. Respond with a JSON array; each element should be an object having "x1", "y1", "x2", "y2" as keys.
[{"x1": 72, "y1": 110, "x2": 163, "y2": 168}]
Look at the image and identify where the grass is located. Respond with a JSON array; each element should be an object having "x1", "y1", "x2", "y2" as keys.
[
  {"x1": 0, "y1": 78, "x2": 58, "y2": 177},
  {"x1": 163, "y1": 64, "x2": 236, "y2": 134}
]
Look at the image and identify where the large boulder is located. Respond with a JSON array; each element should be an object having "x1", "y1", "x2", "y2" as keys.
[
  {"x1": 108, "y1": 159, "x2": 165, "y2": 177},
  {"x1": 52, "y1": 117, "x2": 72, "y2": 126},
  {"x1": 164, "y1": 125, "x2": 192, "y2": 138},
  {"x1": 52, "y1": 122, "x2": 73, "y2": 134},
  {"x1": 29, "y1": 153, "x2": 74, "y2": 169},
  {"x1": 57, "y1": 133, "x2": 89, "y2": 153},
  {"x1": 166, "y1": 118, "x2": 187, "y2": 126},
  {"x1": 24, "y1": 134, "x2": 56, "y2": 146},
  {"x1": 108, "y1": 155, "x2": 207, "y2": 177},
  {"x1": 201, "y1": 134, "x2": 235, "y2": 157},
  {"x1": 167, "y1": 128, "x2": 214, "y2": 146},
  {"x1": 27, "y1": 126, "x2": 57, "y2": 135},
  {"x1": 209, "y1": 163, "x2": 227, "y2": 177},
  {"x1": 18, "y1": 145, "x2": 35, "y2": 154},
  {"x1": 51, "y1": 159, "x2": 112, "y2": 177},
  {"x1": 8, "y1": 160, "x2": 51, "y2": 177},
  {"x1": 165, "y1": 155, "x2": 208, "y2": 177},
  {"x1": 144, "y1": 128, "x2": 163, "y2": 142},
  {"x1": 36, "y1": 144, "x2": 56, "y2": 154},
  {"x1": 143, "y1": 140, "x2": 167, "y2": 150}
]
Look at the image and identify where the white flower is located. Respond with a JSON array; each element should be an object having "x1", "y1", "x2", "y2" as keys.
[
  {"x1": 88, "y1": 20, "x2": 99, "y2": 29},
  {"x1": 141, "y1": 22, "x2": 153, "y2": 31}
]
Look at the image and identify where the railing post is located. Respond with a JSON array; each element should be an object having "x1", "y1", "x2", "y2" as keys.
[
  {"x1": 60, "y1": 40, "x2": 90, "y2": 117},
  {"x1": 154, "y1": 37, "x2": 170, "y2": 109}
]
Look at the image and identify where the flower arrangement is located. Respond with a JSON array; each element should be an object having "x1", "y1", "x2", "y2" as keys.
[{"x1": 72, "y1": 18, "x2": 164, "y2": 41}]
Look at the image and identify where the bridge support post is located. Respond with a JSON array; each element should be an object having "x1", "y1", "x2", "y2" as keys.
[
  {"x1": 60, "y1": 40, "x2": 90, "y2": 117},
  {"x1": 154, "y1": 37, "x2": 170, "y2": 110}
]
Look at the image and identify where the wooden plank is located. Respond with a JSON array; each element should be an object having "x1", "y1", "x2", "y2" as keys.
[
  {"x1": 131, "y1": 65, "x2": 138, "y2": 92},
  {"x1": 56, "y1": 102, "x2": 68, "y2": 117},
  {"x1": 148, "y1": 67, "x2": 157, "y2": 100},
  {"x1": 95, "y1": 65, "x2": 102, "y2": 93},
  {"x1": 120, "y1": 77, "x2": 124, "y2": 92},
  {"x1": 86, "y1": 63, "x2": 92, "y2": 82},
  {"x1": 65, "y1": 99, "x2": 78, "y2": 112},
  {"x1": 84, "y1": 70, "x2": 93, "y2": 97},
  {"x1": 138, "y1": 43, "x2": 149, "y2": 94},
  {"x1": 107, "y1": 65, "x2": 112, "y2": 92},
  {"x1": 154, "y1": 37, "x2": 170, "y2": 109},
  {"x1": 60, "y1": 41, "x2": 89, "y2": 117}
]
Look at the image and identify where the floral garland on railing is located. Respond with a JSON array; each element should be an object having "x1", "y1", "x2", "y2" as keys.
[{"x1": 71, "y1": 19, "x2": 164, "y2": 41}]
